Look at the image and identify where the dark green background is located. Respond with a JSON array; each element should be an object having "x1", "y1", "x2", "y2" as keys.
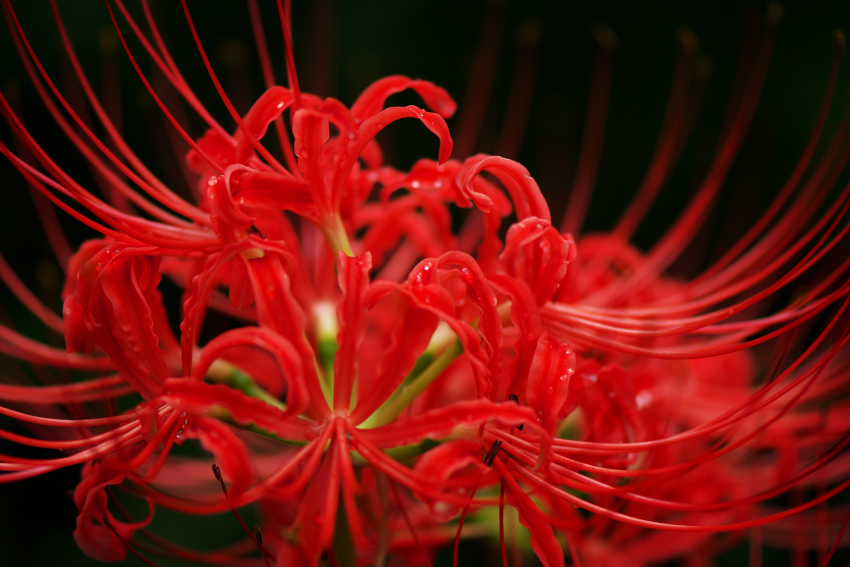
[{"x1": 1, "y1": 0, "x2": 849, "y2": 565}]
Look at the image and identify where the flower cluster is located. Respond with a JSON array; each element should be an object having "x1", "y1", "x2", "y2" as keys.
[{"x1": 1, "y1": 1, "x2": 849, "y2": 566}]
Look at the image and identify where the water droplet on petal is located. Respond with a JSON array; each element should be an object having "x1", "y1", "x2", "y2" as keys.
[{"x1": 95, "y1": 263, "x2": 102, "y2": 271}]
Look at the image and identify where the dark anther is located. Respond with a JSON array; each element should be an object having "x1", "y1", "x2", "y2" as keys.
[
  {"x1": 508, "y1": 394, "x2": 524, "y2": 430},
  {"x1": 212, "y1": 463, "x2": 223, "y2": 482},
  {"x1": 484, "y1": 440, "x2": 503, "y2": 467},
  {"x1": 253, "y1": 525, "x2": 263, "y2": 546}
]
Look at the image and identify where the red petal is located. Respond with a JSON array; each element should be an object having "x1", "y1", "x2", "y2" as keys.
[
  {"x1": 333, "y1": 252, "x2": 372, "y2": 411},
  {"x1": 351, "y1": 75, "x2": 457, "y2": 121},
  {"x1": 244, "y1": 253, "x2": 331, "y2": 418},
  {"x1": 487, "y1": 273, "x2": 542, "y2": 399},
  {"x1": 234, "y1": 85, "x2": 294, "y2": 164},
  {"x1": 234, "y1": 168, "x2": 315, "y2": 217},
  {"x1": 332, "y1": 106, "x2": 453, "y2": 211},
  {"x1": 191, "y1": 416, "x2": 254, "y2": 497},
  {"x1": 70, "y1": 246, "x2": 170, "y2": 400},
  {"x1": 229, "y1": 256, "x2": 254, "y2": 310},
  {"x1": 462, "y1": 155, "x2": 550, "y2": 222},
  {"x1": 526, "y1": 332, "x2": 576, "y2": 434},
  {"x1": 435, "y1": 252, "x2": 503, "y2": 398},
  {"x1": 350, "y1": 295, "x2": 439, "y2": 425},
  {"x1": 499, "y1": 217, "x2": 574, "y2": 305},
  {"x1": 282, "y1": 437, "x2": 341, "y2": 564},
  {"x1": 73, "y1": 454, "x2": 154, "y2": 562},
  {"x1": 194, "y1": 325, "x2": 308, "y2": 413},
  {"x1": 411, "y1": 439, "x2": 489, "y2": 520},
  {"x1": 292, "y1": 109, "x2": 331, "y2": 217}
]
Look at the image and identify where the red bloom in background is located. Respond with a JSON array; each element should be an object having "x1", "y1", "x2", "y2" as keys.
[{"x1": 1, "y1": 1, "x2": 849, "y2": 566}]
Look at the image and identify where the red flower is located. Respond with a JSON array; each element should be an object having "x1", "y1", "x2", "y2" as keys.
[{"x1": 1, "y1": 2, "x2": 849, "y2": 566}]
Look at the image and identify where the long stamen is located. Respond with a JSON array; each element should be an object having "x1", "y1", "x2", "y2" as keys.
[
  {"x1": 494, "y1": 19, "x2": 542, "y2": 160},
  {"x1": 247, "y1": 0, "x2": 300, "y2": 176},
  {"x1": 561, "y1": 23, "x2": 616, "y2": 236},
  {"x1": 179, "y1": 0, "x2": 289, "y2": 174},
  {"x1": 453, "y1": 0, "x2": 505, "y2": 158},
  {"x1": 276, "y1": 0, "x2": 302, "y2": 109}
]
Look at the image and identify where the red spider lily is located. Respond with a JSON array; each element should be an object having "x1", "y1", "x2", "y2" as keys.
[{"x1": 0, "y1": 1, "x2": 849, "y2": 567}]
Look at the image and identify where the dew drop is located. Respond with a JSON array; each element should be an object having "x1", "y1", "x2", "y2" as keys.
[
  {"x1": 95, "y1": 263, "x2": 102, "y2": 271},
  {"x1": 434, "y1": 180, "x2": 443, "y2": 188},
  {"x1": 411, "y1": 180, "x2": 421, "y2": 189}
]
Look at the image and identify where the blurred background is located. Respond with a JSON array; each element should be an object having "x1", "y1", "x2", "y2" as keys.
[{"x1": 1, "y1": 0, "x2": 850, "y2": 565}]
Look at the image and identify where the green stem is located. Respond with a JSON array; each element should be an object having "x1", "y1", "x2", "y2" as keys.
[
  {"x1": 321, "y1": 216, "x2": 353, "y2": 257},
  {"x1": 360, "y1": 340, "x2": 462, "y2": 429},
  {"x1": 209, "y1": 365, "x2": 285, "y2": 410}
]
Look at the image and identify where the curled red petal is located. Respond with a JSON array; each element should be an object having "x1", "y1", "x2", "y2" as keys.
[
  {"x1": 234, "y1": 85, "x2": 294, "y2": 164},
  {"x1": 73, "y1": 455, "x2": 154, "y2": 562},
  {"x1": 462, "y1": 155, "x2": 550, "y2": 221},
  {"x1": 333, "y1": 106, "x2": 453, "y2": 209},
  {"x1": 499, "y1": 217, "x2": 574, "y2": 305},
  {"x1": 69, "y1": 245, "x2": 170, "y2": 400},
  {"x1": 194, "y1": 325, "x2": 307, "y2": 413},
  {"x1": 351, "y1": 75, "x2": 457, "y2": 122}
]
